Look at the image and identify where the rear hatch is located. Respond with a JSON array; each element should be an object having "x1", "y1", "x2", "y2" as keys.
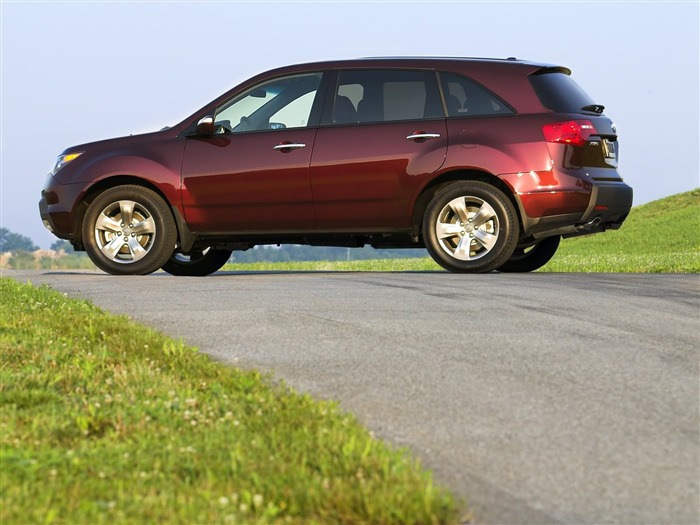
[{"x1": 529, "y1": 68, "x2": 621, "y2": 179}]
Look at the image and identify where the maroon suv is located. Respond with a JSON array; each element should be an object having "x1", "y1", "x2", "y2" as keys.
[{"x1": 40, "y1": 57, "x2": 633, "y2": 275}]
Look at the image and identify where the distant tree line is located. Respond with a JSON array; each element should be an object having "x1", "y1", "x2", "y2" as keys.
[
  {"x1": 0, "y1": 228, "x2": 87, "y2": 270},
  {"x1": 0, "y1": 228, "x2": 79, "y2": 254},
  {"x1": 0, "y1": 228, "x2": 38, "y2": 252}
]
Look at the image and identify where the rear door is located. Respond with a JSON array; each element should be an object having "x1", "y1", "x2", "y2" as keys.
[{"x1": 310, "y1": 69, "x2": 447, "y2": 229}]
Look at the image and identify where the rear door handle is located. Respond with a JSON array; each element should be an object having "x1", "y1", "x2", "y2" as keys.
[
  {"x1": 406, "y1": 132, "x2": 441, "y2": 141},
  {"x1": 273, "y1": 142, "x2": 306, "y2": 151}
]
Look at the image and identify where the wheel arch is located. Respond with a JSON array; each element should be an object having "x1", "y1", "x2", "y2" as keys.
[
  {"x1": 412, "y1": 169, "x2": 524, "y2": 236},
  {"x1": 72, "y1": 175, "x2": 193, "y2": 252}
]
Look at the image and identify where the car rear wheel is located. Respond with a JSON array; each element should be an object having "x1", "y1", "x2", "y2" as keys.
[
  {"x1": 161, "y1": 248, "x2": 232, "y2": 276},
  {"x1": 497, "y1": 235, "x2": 561, "y2": 273},
  {"x1": 82, "y1": 185, "x2": 177, "y2": 275},
  {"x1": 423, "y1": 181, "x2": 518, "y2": 273}
]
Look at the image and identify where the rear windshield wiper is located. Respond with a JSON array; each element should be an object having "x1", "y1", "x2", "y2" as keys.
[{"x1": 581, "y1": 104, "x2": 605, "y2": 114}]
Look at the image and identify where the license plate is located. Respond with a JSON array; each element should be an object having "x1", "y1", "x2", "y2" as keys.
[
  {"x1": 603, "y1": 139, "x2": 618, "y2": 167},
  {"x1": 603, "y1": 139, "x2": 616, "y2": 159}
]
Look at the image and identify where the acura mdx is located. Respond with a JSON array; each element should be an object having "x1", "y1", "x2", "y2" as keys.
[{"x1": 40, "y1": 57, "x2": 633, "y2": 275}]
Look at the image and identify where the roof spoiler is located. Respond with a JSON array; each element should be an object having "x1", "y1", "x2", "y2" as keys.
[{"x1": 530, "y1": 66, "x2": 572, "y2": 76}]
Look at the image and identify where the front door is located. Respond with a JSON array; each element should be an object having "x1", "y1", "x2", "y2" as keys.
[{"x1": 181, "y1": 72, "x2": 323, "y2": 232}]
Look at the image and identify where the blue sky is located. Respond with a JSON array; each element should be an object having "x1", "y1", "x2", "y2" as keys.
[{"x1": 1, "y1": 1, "x2": 698, "y2": 248}]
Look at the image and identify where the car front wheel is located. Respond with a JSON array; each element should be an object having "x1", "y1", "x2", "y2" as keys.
[
  {"x1": 423, "y1": 181, "x2": 518, "y2": 273},
  {"x1": 161, "y1": 248, "x2": 233, "y2": 276},
  {"x1": 82, "y1": 185, "x2": 177, "y2": 275}
]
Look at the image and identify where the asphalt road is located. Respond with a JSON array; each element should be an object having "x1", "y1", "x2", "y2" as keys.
[{"x1": 7, "y1": 270, "x2": 700, "y2": 524}]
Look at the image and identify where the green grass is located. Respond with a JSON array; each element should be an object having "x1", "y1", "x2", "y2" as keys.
[
  {"x1": 222, "y1": 189, "x2": 700, "y2": 274},
  {"x1": 541, "y1": 189, "x2": 700, "y2": 272},
  {"x1": 0, "y1": 278, "x2": 460, "y2": 524},
  {"x1": 223, "y1": 258, "x2": 441, "y2": 273}
]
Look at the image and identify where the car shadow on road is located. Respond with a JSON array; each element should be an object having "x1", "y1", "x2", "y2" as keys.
[
  {"x1": 213, "y1": 270, "x2": 448, "y2": 276},
  {"x1": 32, "y1": 270, "x2": 448, "y2": 277}
]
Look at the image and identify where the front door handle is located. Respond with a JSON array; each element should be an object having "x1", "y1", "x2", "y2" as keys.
[
  {"x1": 273, "y1": 142, "x2": 306, "y2": 151},
  {"x1": 406, "y1": 132, "x2": 441, "y2": 141}
]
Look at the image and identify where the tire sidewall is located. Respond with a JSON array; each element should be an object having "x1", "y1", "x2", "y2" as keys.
[
  {"x1": 161, "y1": 249, "x2": 232, "y2": 277},
  {"x1": 82, "y1": 186, "x2": 176, "y2": 275},
  {"x1": 497, "y1": 235, "x2": 561, "y2": 273},
  {"x1": 423, "y1": 181, "x2": 518, "y2": 273}
]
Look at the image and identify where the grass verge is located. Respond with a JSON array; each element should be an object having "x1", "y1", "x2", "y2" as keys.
[
  {"x1": 540, "y1": 189, "x2": 700, "y2": 272},
  {"x1": 223, "y1": 258, "x2": 441, "y2": 273},
  {"x1": 0, "y1": 278, "x2": 460, "y2": 524}
]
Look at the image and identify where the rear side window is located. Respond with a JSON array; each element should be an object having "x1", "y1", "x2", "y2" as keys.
[
  {"x1": 529, "y1": 71, "x2": 595, "y2": 113},
  {"x1": 333, "y1": 70, "x2": 443, "y2": 124},
  {"x1": 439, "y1": 73, "x2": 514, "y2": 117}
]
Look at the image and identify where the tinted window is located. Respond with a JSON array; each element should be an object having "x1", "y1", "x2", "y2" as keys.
[
  {"x1": 333, "y1": 70, "x2": 443, "y2": 124},
  {"x1": 529, "y1": 71, "x2": 595, "y2": 113},
  {"x1": 440, "y1": 73, "x2": 514, "y2": 117},
  {"x1": 215, "y1": 73, "x2": 322, "y2": 133}
]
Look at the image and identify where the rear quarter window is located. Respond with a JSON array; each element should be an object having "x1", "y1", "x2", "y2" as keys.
[
  {"x1": 440, "y1": 72, "x2": 514, "y2": 117},
  {"x1": 529, "y1": 70, "x2": 595, "y2": 113}
]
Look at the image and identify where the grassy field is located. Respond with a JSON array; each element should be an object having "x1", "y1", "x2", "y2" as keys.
[
  {"x1": 222, "y1": 189, "x2": 699, "y2": 273},
  {"x1": 541, "y1": 189, "x2": 700, "y2": 272},
  {"x1": 0, "y1": 278, "x2": 460, "y2": 524}
]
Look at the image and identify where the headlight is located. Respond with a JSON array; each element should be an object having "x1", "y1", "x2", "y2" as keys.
[{"x1": 52, "y1": 152, "x2": 83, "y2": 175}]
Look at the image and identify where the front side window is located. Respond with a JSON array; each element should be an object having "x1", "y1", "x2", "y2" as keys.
[
  {"x1": 215, "y1": 73, "x2": 322, "y2": 133},
  {"x1": 440, "y1": 73, "x2": 514, "y2": 117},
  {"x1": 332, "y1": 70, "x2": 443, "y2": 125}
]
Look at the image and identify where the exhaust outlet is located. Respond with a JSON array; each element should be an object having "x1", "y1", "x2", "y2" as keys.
[{"x1": 577, "y1": 217, "x2": 602, "y2": 231}]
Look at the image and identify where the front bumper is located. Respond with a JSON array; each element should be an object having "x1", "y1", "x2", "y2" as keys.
[{"x1": 39, "y1": 174, "x2": 86, "y2": 241}]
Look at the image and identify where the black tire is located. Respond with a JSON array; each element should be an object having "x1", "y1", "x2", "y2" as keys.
[
  {"x1": 81, "y1": 185, "x2": 177, "y2": 275},
  {"x1": 422, "y1": 181, "x2": 519, "y2": 273},
  {"x1": 497, "y1": 235, "x2": 561, "y2": 273},
  {"x1": 161, "y1": 248, "x2": 232, "y2": 276}
]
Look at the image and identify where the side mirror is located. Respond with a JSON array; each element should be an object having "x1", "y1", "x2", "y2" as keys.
[{"x1": 196, "y1": 115, "x2": 215, "y2": 136}]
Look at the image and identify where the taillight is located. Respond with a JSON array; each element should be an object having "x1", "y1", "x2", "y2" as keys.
[{"x1": 542, "y1": 120, "x2": 597, "y2": 147}]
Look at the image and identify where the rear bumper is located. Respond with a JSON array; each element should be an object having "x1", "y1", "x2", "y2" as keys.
[
  {"x1": 523, "y1": 180, "x2": 632, "y2": 240},
  {"x1": 561, "y1": 180, "x2": 633, "y2": 238},
  {"x1": 500, "y1": 167, "x2": 633, "y2": 240}
]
